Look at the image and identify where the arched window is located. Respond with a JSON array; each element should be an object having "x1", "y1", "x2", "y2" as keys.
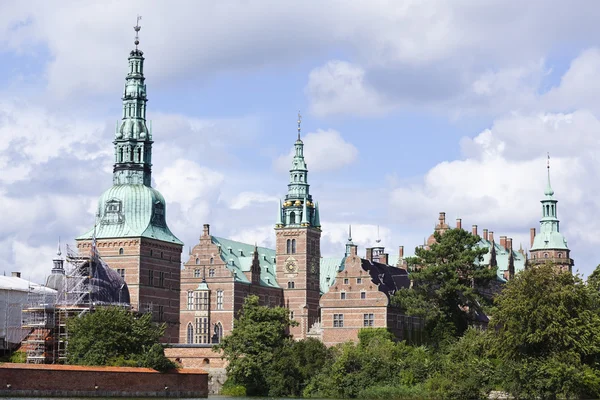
[
  {"x1": 551, "y1": 205, "x2": 555, "y2": 215},
  {"x1": 119, "y1": 248, "x2": 124, "y2": 255},
  {"x1": 546, "y1": 205, "x2": 550, "y2": 216},
  {"x1": 186, "y1": 323, "x2": 193, "y2": 344},
  {"x1": 288, "y1": 281, "x2": 295, "y2": 289},
  {"x1": 210, "y1": 257, "x2": 214, "y2": 264},
  {"x1": 294, "y1": 174, "x2": 298, "y2": 182},
  {"x1": 213, "y1": 322, "x2": 223, "y2": 343},
  {"x1": 187, "y1": 291, "x2": 193, "y2": 310},
  {"x1": 558, "y1": 253, "x2": 563, "y2": 258},
  {"x1": 195, "y1": 258, "x2": 199, "y2": 265},
  {"x1": 286, "y1": 239, "x2": 291, "y2": 254},
  {"x1": 289, "y1": 212, "x2": 296, "y2": 225},
  {"x1": 544, "y1": 253, "x2": 549, "y2": 259},
  {"x1": 292, "y1": 239, "x2": 296, "y2": 254},
  {"x1": 203, "y1": 358, "x2": 210, "y2": 366}
]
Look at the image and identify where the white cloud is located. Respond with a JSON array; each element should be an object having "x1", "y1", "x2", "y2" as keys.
[
  {"x1": 275, "y1": 129, "x2": 358, "y2": 173},
  {"x1": 228, "y1": 225, "x2": 275, "y2": 250},
  {"x1": 228, "y1": 192, "x2": 279, "y2": 210}
]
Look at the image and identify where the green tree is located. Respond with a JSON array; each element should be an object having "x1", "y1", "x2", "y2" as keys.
[
  {"x1": 66, "y1": 306, "x2": 175, "y2": 372},
  {"x1": 588, "y1": 264, "x2": 600, "y2": 291},
  {"x1": 493, "y1": 263, "x2": 600, "y2": 399},
  {"x1": 215, "y1": 295, "x2": 296, "y2": 396},
  {"x1": 393, "y1": 228, "x2": 496, "y2": 343}
]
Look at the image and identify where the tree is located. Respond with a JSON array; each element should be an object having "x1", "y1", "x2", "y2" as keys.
[
  {"x1": 588, "y1": 264, "x2": 600, "y2": 291},
  {"x1": 66, "y1": 306, "x2": 175, "y2": 372},
  {"x1": 492, "y1": 263, "x2": 600, "y2": 399},
  {"x1": 393, "y1": 228, "x2": 496, "y2": 343},
  {"x1": 215, "y1": 295, "x2": 296, "y2": 396}
]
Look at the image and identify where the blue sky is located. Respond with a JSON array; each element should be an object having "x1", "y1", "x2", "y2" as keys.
[{"x1": 2, "y1": 0, "x2": 600, "y2": 281}]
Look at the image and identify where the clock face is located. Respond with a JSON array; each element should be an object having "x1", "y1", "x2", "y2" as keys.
[{"x1": 285, "y1": 260, "x2": 297, "y2": 273}]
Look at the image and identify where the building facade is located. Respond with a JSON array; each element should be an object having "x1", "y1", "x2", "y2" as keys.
[{"x1": 75, "y1": 30, "x2": 183, "y2": 342}]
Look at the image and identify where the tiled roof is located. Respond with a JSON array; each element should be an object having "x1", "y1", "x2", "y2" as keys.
[{"x1": 476, "y1": 239, "x2": 526, "y2": 282}]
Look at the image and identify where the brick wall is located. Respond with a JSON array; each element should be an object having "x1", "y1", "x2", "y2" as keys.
[{"x1": 0, "y1": 363, "x2": 207, "y2": 397}]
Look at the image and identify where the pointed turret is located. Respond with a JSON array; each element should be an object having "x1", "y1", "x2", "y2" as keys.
[
  {"x1": 529, "y1": 154, "x2": 573, "y2": 272},
  {"x1": 277, "y1": 112, "x2": 318, "y2": 229},
  {"x1": 251, "y1": 244, "x2": 261, "y2": 285},
  {"x1": 345, "y1": 225, "x2": 355, "y2": 257},
  {"x1": 51, "y1": 238, "x2": 64, "y2": 274}
]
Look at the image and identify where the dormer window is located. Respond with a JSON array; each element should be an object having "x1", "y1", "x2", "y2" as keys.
[{"x1": 102, "y1": 199, "x2": 124, "y2": 225}]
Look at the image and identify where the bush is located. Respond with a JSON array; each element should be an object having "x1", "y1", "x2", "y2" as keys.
[
  {"x1": 8, "y1": 351, "x2": 26, "y2": 363},
  {"x1": 220, "y1": 380, "x2": 247, "y2": 396}
]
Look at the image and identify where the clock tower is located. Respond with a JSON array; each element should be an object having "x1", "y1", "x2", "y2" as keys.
[{"x1": 275, "y1": 113, "x2": 321, "y2": 339}]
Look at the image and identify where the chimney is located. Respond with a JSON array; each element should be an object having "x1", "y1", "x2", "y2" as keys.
[
  {"x1": 483, "y1": 229, "x2": 489, "y2": 241},
  {"x1": 456, "y1": 218, "x2": 462, "y2": 229},
  {"x1": 366, "y1": 248, "x2": 373, "y2": 262},
  {"x1": 530, "y1": 228, "x2": 536, "y2": 248},
  {"x1": 439, "y1": 212, "x2": 446, "y2": 225},
  {"x1": 489, "y1": 231, "x2": 494, "y2": 242},
  {"x1": 507, "y1": 238, "x2": 513, "y2": 250},
  {"x1": 472, "y1": 225, "x2": 478, "y2": 236},
  {"x1": 380, "y1": 253, "x2": 389, "y2": 265},
  {"x1": 11, "y1": 272, "x2": 20, "y2": 278},
  {"x1": 399, "y1": 245, "x2": 404, "y2": 258},
  {"x1": 203, "y1": 224, "x2": 210, "y2": 237},
  {"x1": 500, "y1": 236, "x2": 507, "y2": 249}
]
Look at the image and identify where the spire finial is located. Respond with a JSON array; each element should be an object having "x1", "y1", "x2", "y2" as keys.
[
  {"x1": 348, "y1": 225, "x2": 352, "y2": 242},
  {"x1": 134, "y1": 15, "x2": 142, "y2": 49},
  {"x1": 297, "y1": 110, "x2": 302, "y2": 141},
  {"x1": 376, "y1": 225, "x2": 381, "y2": 244},
  {"x1": 545, "y1": 152, "x2": 554, "y2": 196},
  {"x1": 56, "y1": 237, "x2": 62, "y2": 257}
]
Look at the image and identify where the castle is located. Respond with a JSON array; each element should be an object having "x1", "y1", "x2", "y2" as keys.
[{"x1": 59, "y1": 27, "x2": 574, "y2": 370}]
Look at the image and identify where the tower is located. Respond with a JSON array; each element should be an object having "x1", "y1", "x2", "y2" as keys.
[
  {"x1": 275, "y1": 112, "x2": 321, "y2": 339},
  {"x1": 76, "y1": 19, "x2": 183, "y2": 342},
  {"x1": 529, "y1": 155, "x2": 573, "y2": 272}
]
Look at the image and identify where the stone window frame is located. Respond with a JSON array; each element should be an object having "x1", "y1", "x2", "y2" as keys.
[
  {"x1": 333, "y1": 313, "x2": 344, "y2": 328},
  {"x1": 217, "y1": 290, "x2": 224, "y2": 310},
  {"x1": 363, "y1": 313, "x2": 374, "y2": 327},
  {"x1": 340, "y1": 291, "x2": 346, "y2": 300},
  {"x1": 343, "y1": 278, "x2": 349, "y2": 285},
  {"x1": 187, "y1": 291, "x2": 193, "y2": 310},
  {"x1": 360, "y1": 291, "x2": 366, "y2": 299},
  {"x1": 186, "y1": 323, "x2": 193, "y2": 344},
  {"x1": 356, "y1": 277, "x2": 362, "y2": 284},
  {"x1": 209, "y1": 269, "x2": 215, "y2": 277},
  {"x1": 194, "y1": 269, "x2": 201, "y2": 278}
]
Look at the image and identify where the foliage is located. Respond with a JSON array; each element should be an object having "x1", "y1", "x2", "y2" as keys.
[
  {"x1": 356, "y1": 384, "x2": 429, "y2": 399},
  {"x1": 492, "y1": 263, "x2": 600, "y2": 399},
  {"x1": 66, "y1": 306, "x2": 175, "y2": 372},
  {"x1": 393, "y1": 228, "x2": 496, "y2": 345},
  {"x1": 220, "y1": 380, "x2": 247, "y2": 396},
  {"x1": 8, "y1": 350, "x2": 26, "y2": 363},
  {"x1": 215, "y1": 295, "x2": 298, "y2": 396},
  {"x1": 588, "y1": 264, "x2": 600, "y2": 291}
]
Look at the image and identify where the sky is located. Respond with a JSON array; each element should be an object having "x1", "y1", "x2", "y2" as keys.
[{"x1": 1, "y1": 0, "x2": 600, "y2": 282}]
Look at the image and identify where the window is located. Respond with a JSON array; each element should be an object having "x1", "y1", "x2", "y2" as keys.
[
  {"x1": 213, "y1": 322, "x2": 223, "y2": 344},
  {"x1": 148, "y1": 270, "x2": 154, "y2": 286},
  {"x1": 187, "y1": 291, "x2": 193, "y2": 310},
  {"x1": 210, "y1": 257, "x2": 214, "y2": 264},
  {"x1": 286, "y1": 239, "x2": 291, "y2": 254},
  {"x1": 290, "y1": 311, "x2": 294, "y2": 319},
  {"x1": 194, "y1": 317, "x2": 209, "y2": 344},
  {"x1": 544, "y1": 253, "x2": 549, "y2": 259},
  {"x1": 217, "y1": 290, "x2": 224, "y2": 310},
  {"x1": 289, "y1": 211, "x2": 296, "y2": 224},
  {"x1": 340, "y1": 292, "x2": 346, "y2": 300},
  {"x1": 292, "y1": 239, "x2": 296, "y2": 254},
  {"x1": 158, "y1": 271, "x2": 165, "y2": 287},
  {"x1": 119, "y1": 247, "x2": 124, "y2": 255},
  {"x1": 357, "y1": 278, "x2": 362, "y2": 284},
  {"x1": 209, "y1": 269, "x2": 215, "y2": 277},
  {"x1": 333, "y1": 314, "x2": 344, "y2": 328},
  {"x1": 117, "y1": 268, "x2": 125, "y2": 279},
  {"x1": 363, "y1": 313, "x2": 374, "y2": 327},
  {"x1": 150, "y1": 250, "x2": 153, "y2": 257},
  {"x1": 195, "y1": 258, "x2": 199, "y2": 265},
  {"x1": 558, "y1": 253, "x2": 563, "y2": 258},
  {"x1": 194, "y1": 269, "x2": 201, "y2": 278},
  {"x1": 288, "y1": 281, "x2": 295, "y2": 289},
  {"x1": 158, "y1": 305, "x2": 164, "y2": 322},
  {"x1": 343, "y1": 278, "x2": 349, "y2": 285},
  {"x1": 187, "y1": 323, "x2": 193, "y2": 344},
  {"x1": 361, "y1": 291, "x2": 366, "y2": 299},
  {"x1": 194, "y1": 291, "x2": 208, "y2": 310}
]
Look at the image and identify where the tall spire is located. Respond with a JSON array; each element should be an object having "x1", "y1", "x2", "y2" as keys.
[
  {"x1": 348, "y1": 225, "x2": 352, "y2": 242},
  {"x1": 277, "y1": 112, "x2": 319, "y2": 229},
  {"x1": 545, "y1": 152, "x2": 554, "y2": 197},
  {"x1": 113, "y1": 17, "x2": 152, "y2": 186}
]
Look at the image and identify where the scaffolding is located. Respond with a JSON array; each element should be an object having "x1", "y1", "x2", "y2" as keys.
[{"x1": 22, "y1": 245, "x2": 94, "y2": 364}]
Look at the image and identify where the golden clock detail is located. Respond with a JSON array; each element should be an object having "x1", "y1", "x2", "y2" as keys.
[{"x1": 285, "y1": 260, "x2": 298, "y2": 273}]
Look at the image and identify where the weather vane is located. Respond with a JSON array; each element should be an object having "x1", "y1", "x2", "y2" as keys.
[
  {"x1": 297, "y1": 111, "x2": 302, "y2": 140},
  {"x1": 134, "y1": 15, "x2": 142, "y2": 48}
]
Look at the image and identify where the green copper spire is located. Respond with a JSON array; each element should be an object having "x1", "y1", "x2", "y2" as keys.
[
  {"x1": 77, "y1": 20, "x2": 181, "y2": 245},
  {"x1": 531, "y1": 154, "x2": 567, "y2": 251},
  {"x1": 113, "y1": 17, "x2": 152, "y2": 186},
  {"x1": 277, "y1": 112, "x2": 320, "y2": 228}
]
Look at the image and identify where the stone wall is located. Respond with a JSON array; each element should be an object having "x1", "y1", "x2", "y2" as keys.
[
  {"x1": 165, "y1": 345, "x2": 226, "y2": 394},
  {"x1": 0, "y1": 363, "x2": 207, "y2": 398}
]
